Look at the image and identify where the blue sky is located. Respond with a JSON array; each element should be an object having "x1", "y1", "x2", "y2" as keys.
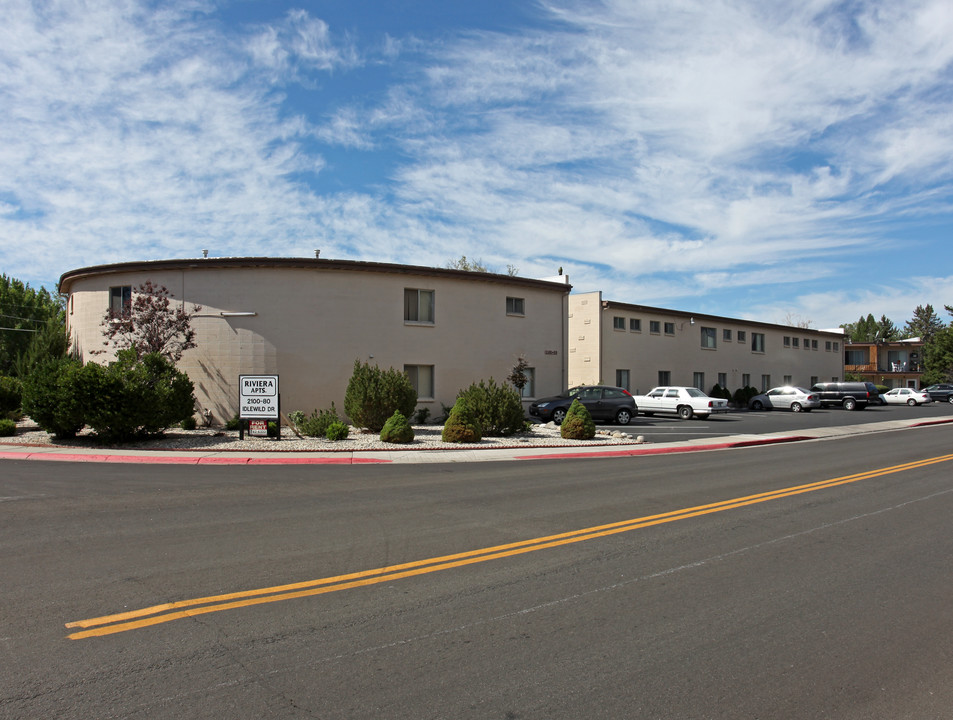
[{"x1": 2, "y1": 0, "x2": 952, "y2": 329}]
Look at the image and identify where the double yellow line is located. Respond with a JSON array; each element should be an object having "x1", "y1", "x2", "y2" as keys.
[{"x1": 66, "y1": 453, "x2": 953, "y2": 639}]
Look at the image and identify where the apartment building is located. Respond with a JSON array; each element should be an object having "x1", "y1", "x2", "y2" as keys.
[
  {"x1": 568, "y1": 291, "x2": 844, "y2": 396},
  {"x1": 843, "y1": 338, "x2": 925, "y2": 389},
  {"x1": 59, "y1": 257, "x2": 571, "y2": 424}
]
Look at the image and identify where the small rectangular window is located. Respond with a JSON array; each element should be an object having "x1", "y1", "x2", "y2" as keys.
[
  {"x1": 718, "y1": 372, "x2": 727, "y2": 387},
  {"x1": 664, "y1": 322, "x2": 675, "y2": 335},
  {"x1": 742, "y1": 373, "x2": 750, "y2": 387},
  {"x1": 629, "y1": 318, "x2": 641, "y2": 332},
  {"x1": 701, "y1": 327, "x2": 717, "y2": 349},
  {"x1": 752, "y1": 333, "x2": 765, "y2": 353},
  {"x1": 761, "y1": 374, "x2": 771, "y2": 391},
  {"x1": 404, "y1": 364, "x2": 434, "y2": 399},
  {"x1": 404, "y1": 289, "x2": 435, "y2": 324},
  {"x1": 109, "y1": 286, "x2": 132, "y2": 316},
  {"x1": 738, "y1": 331, "x2": 746, "y2": 343},
  {"x1": 825, "y1": 341, "x2": 832, "y2": 351},
  {"x1": 833, "y1": 342, "x2": 840, "y2": 351},
  {"x1": 658, "y1": 370, "x2": 671, "y2": 385},
  {"x1": 812, "y1": 339, "x2": 818, "y2": 350},
  {"x1": 693, "y1": 372, "x2": 705, "y2": 391},
  {"x1": 613, "y1": 316, "x2": 625, "y2": 330},
  {"x1": 650, "y1": 321, "x2": 661, "y2": 334},
  {"x1": 792, "y1": 337, "x2": 799, "y2": 348},
  {"x1": 723, "y1": 329, "x2": 732, "y2": 342},
  {"x1": 506, "y1": 297, "x2": 525, "y2": 315},
  {"x1": 616, "y1": 369, "x2": 630, "y2": 390},
  {"x1": 783, "y1": 375, "x2": 792, "y2": 384},
  {"x1": 783, "y1": 336, "x2": 791, "y2": 348}
]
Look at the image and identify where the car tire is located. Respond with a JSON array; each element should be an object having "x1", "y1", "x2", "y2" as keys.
[
  {"x1": 948, "y1": 396, "x2": 953, "y2": 404},
  {"x1": 751, "y1": 400, "x2": 764, "y2": 411},
  {"x1": 843, "y1": 398, "x2": 857, "y2": 411},
  {"x1": 678, "y1": 405, "x2": 693, "y2": 420},
  {"x1": 551, "y1": 408, "x2": 567, "y2": 425},
  {"x1": 791, "y1": 402, "x2": 803, "y2": 412},
  {"x1": 908, "y1": 398, "x2": 917, "y2": 406},
  {"x1": 615, "y1": 408, "x2": 632, "y2": 425}
]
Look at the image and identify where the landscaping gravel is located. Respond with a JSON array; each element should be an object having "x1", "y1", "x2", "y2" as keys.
[{"x1": 3, "y1": 418, "x2": 641, "y2": 453}]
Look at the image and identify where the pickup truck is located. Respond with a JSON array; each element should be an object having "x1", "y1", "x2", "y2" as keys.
[{"x1": 631, "y1": 386, "x2": 730, "y2": 420}]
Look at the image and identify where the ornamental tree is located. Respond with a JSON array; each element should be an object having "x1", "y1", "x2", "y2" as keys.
[{"x1": 99, "y1": 280, "x2": 201, "y2": 363}]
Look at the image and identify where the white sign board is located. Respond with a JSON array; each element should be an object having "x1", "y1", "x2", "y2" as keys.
[{"x1": 239, "y1": 375, "x2": 279, "y2": 419}]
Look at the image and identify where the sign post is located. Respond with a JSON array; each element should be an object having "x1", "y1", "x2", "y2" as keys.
[{"x1": 238, "y1": 374, "x2": 280, "y2": 441}]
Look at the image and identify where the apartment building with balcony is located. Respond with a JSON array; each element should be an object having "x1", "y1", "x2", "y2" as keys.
[{"x1": 843, "y1": 338, "x2": 925, "y2": 389}]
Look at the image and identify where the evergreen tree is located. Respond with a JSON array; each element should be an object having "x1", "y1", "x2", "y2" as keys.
[
  {"x1": 0, "y1": 274, "x2": 65, "y2": 377},
  {"x1": 902, "y1": 304, "x2": 945, "y2": 341}
]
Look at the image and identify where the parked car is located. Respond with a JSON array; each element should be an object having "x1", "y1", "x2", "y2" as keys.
[
  {"x1": 881, "y1": 387, "x2": 932, "y2": 405},
  {"x1": 809, "y1": 381, "x2": 879, "y2": 410},
  {"x1": 528, "y1": 385, "x2": 636, "y2": 425},
  {"x1": 748, "y1": 386, "x2": 820, "y2": 412},
  {"x1": 631, "y1": 386, "x2": 729, "y2": 420},
  {"x1": 922, "y1": 384, "x2": 953, "y2": 403}
]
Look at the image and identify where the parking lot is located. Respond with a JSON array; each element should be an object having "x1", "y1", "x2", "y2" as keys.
[{"x1": 601, "y1": 399, "x2": 953, "y2": 444}]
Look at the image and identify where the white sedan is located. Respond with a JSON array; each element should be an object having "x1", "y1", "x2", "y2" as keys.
[
  {"x1": 882, "y1": 387, "x2": 932, "y2": 406},
  {"x1": 632, "y1": 386, "x2": 730, "y2": 420}
]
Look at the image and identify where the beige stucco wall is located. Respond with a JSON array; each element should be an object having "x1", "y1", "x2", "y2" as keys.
[
  {"x1": 62, "y1": 259, "x2": 570, "y2": 425},
  {"x1": 569, "y1": 291, "x2": 844, "y2": 395}
]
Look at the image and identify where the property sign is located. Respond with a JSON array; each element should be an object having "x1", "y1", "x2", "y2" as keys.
[{"x1": 239, "y1": 375, "x2": 279, "y2": 419}]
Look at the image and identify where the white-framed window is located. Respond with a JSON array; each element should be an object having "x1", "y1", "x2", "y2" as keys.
[
  {"x1": 613, "y1": 316, "x2": 625, "y2": 330},
  {"x1": 506, "y1": 296, "x2": 525, "y2": 316},
  {"x1": 404, "y1": 364, "x2": 434, "y2": 399},
  {"x1": 693, "y1": 372, "x2": 705, "y2": 391},
  {"x1": 751, "y1": 333, "x2": 765, "y2": 353},
  {"x1": 630, "y1": 318, "x2": 641, "y2": 332},
  {"x1": 404, "y1": 289, "x2": 434, "y2": 324},
  {"x1": 650, "y1": 320, "x2": 661, "y2": 334},
  {"x1": 701, "y1": 327, "x2": 717, "y2": 349},
  {"x1": 520, "y1": 367, "x2": 536, "y2": 398},
  {"x1": 616, "y1": 369, "x2": 630, "y2": 390},
  {"x1": 109, "y1": 285, "x2": 131, "y2": 316}
]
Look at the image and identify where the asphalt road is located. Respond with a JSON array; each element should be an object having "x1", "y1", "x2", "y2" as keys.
[{"x1": 2, "y1": 422, "x2": 953, "y2": 718}]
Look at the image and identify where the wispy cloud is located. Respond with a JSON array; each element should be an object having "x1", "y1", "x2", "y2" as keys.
[{"x1": 1, "y1": 0, "x2": 951, "y2": 327}]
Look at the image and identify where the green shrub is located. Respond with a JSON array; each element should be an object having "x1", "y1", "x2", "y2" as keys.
[
  {"x1": 456, "y1": 378, "x2": 527, "y2": 436},
  {"x1": 413, "y1": 407, "x2": 431, "y2": 425},
  {"x1": 560, "y1": 399, "x2": 596, "y2": 440},
  {"x1": 288, "y1": 410, "x2": 306, "y2": 428},
  {"x1": 0, "y1": 418, "x2": 16, "y2": 437},
  {"x1": 267, "y1": 421, "x2": 279, "y2": 438},
  {"x1": 325, "y1": 421, "x2": 350, "y2": 441},
  {"x1": 0, "y1": 376, "x2": 22, "y2": 414},
  {"x1": 80, "y1": 350, "x2": 196, "y2": 441},
  {"x1": 344, "y1": 360, "x2": 417, "y2": 432},
  {"x1": 296, "y1": 403, "x2": 341, "y2": 437},
  {"x1": 441, "y1": 398, "x2": 482, "y2": 443},
  {"x1": 180, "y1": 415, "x2": 197, "y2": 430},
  {"x1": 20, "y1": 356, "x2": 86, "y2": 438},
  {"x1": 226, "y1": 415, "x2": 241, "y2": 431},
  {"x1": 380, "y1": 411, "x2": 414, "y2": 444}
]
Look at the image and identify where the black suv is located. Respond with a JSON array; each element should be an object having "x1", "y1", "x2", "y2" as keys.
[
  {"x1": 922, "y1": 384, "x2": 953, "y2": 403},
  {"x1": 809, "y1": 381, "x2": 879, "y2": 410}
]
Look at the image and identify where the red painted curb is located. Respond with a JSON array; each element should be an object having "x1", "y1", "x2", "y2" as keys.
[{"x1": 0, "y1": 451, "x2": 391, "y2": 465}]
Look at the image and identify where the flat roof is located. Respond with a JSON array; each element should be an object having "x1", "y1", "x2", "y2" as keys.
[{"x1": 59, "y1": 257, "x2": 573, "y2": 294}]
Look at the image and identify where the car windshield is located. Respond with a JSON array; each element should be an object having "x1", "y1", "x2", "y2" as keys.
[{"x1": 685, "y1": 388, "x2": 707, "y2": 398}]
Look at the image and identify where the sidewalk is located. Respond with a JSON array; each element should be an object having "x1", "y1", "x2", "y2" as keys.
[{"x1": 2, "y1": 417, "x2": 949, "y2": 465}]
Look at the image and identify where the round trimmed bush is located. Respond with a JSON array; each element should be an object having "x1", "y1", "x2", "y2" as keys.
[
  {"x1": 0, "y1": 418, "x2": 16, "y2": 437},
  {"x1": 441, "y1": 398, "x2": 482, "y2": 443},
  {"x1": 326, "y1": 421, "x2": 350, "y2": 441},
  {"x1": 380, "y1": 411, "x2": 414, "y2": 444},
  {"x1": 560, "y1": 399, "x2": 596, "y2": 440}
]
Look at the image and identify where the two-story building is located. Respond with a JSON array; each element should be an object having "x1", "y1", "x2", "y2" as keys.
[
  {"x1": 59, "y1": 257, "x2": 571, "y2": 424},
  {"x1": 568, "y1": 291, "x2": 845, "y2": 396},
  {"x1": 843, "y1": 338, "x2": 925, "y2": 389}
]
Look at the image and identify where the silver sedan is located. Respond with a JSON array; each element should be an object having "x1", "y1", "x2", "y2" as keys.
[{"x1": 748, "y1": 386, "x2": 820, "y2": 412}]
